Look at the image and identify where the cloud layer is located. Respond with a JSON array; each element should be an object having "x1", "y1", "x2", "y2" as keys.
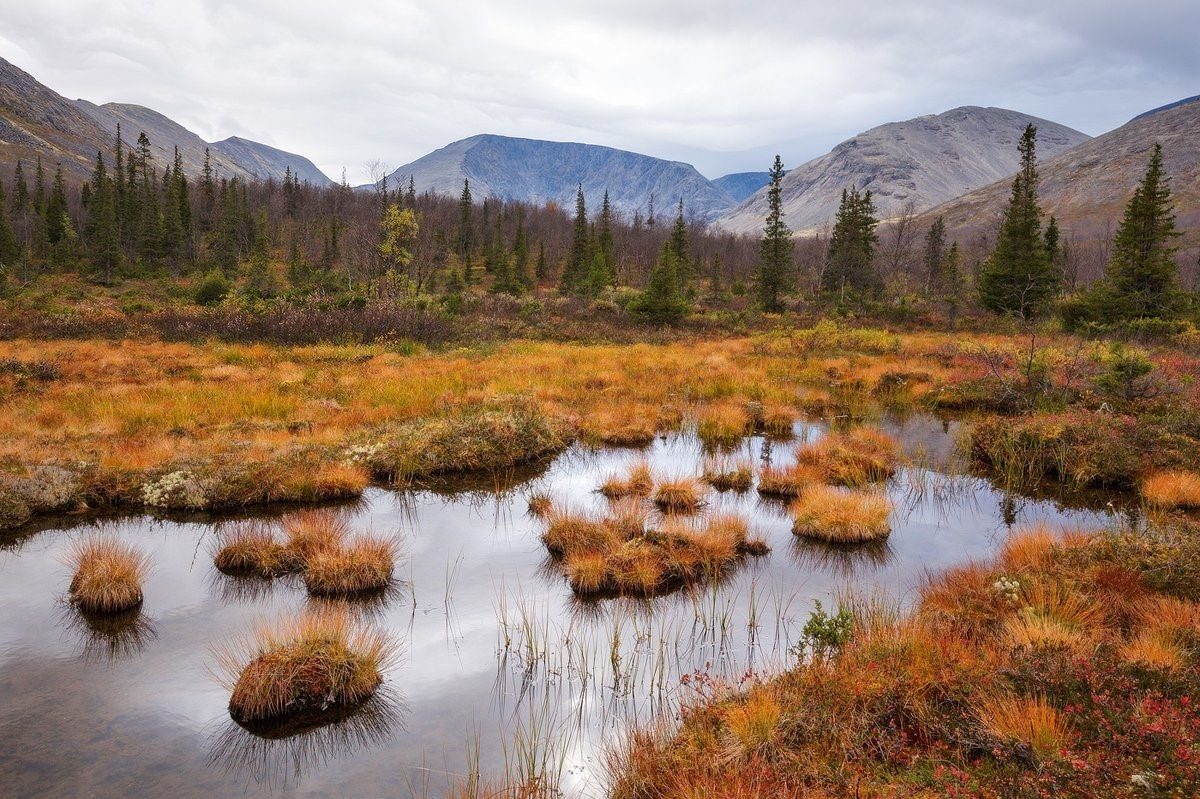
[{"x1": 2, "y1": 0, "x2": 1196, "y2": 183}]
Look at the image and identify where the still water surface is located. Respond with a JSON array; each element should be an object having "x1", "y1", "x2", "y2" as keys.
[{"x1": 0, "y1": 415, "x2": 1125, "y2": 798}]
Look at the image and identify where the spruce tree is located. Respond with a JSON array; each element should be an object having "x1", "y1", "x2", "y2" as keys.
[
  {"x1": 977, "y1": 124, "x2": 1057, "y2": 318},
  {"x1": 45, "y1": 164, "x2": 71, "y2": 259},
  {"x1": 512, "y1": 212, "x2": 533, "y2": 290},
  {"x1": 0, "y1": 179, "x2": 17, "y2": 266},
  {"x1": 456, "y1": 179, "x2": 474, "y2": 269},
  {"x1": 85, "y1": 152, "x2": 120, "y2": 283},
  {"x1": 1089, "y1": 143, "x2": 1181, "y2": 321},
  {"x1": 755, "y1": 155, "x2": 794, "y2": 311},
  {"x1": 669, "y1": 198, "x2": 691, "y2": 284},
  {"x1": 922, "y1": 216, "x2": 946, "y2": 293},
  {"x1": 596, "y1": 190, "x2": 616, "y2": 286},
  {"x1": 630, "y1": 241, "x2": 689, "y2": 324},
  {"x1": 824, "y1": 187, "x2": 880, "y2": 304},
  {"x1": 535, "y1": 241, "x2": 548, "y2": 282},
  {"x1": 941, "y1": 241, "x2": 966, "y2": 325},
  {"x1": 561, "y1": 185, "x2": 591, "y2": 293}
]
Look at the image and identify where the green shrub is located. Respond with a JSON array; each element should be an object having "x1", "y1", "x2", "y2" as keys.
[{"x1": 194, "y1": 269, "x2": 231, "y2": 306}]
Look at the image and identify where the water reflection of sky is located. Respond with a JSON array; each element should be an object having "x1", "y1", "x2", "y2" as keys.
[{"x1": 0, "y1": 415, "x2": 1127, "y2": 799}]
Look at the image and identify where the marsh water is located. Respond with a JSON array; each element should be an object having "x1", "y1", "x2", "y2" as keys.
[{"x1": 0, "y1": 414, "x2": 1129, "y2": 798}]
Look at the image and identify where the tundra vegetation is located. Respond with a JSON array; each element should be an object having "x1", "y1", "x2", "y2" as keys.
[
  {"x1": 1, "y1": 126, "x2": 1199, "y2": 798},
  {"x1": 217, "y1": 607, "x2": 396, "y2": 724}
]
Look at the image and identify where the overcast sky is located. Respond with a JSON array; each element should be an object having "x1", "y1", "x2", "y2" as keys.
[{"x1": 2, "y1": 1, "x2": 1197, "y2": 184}]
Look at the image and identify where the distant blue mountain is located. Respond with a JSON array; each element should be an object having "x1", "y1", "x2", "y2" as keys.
[
  {"x1": 383, "y1": 134, "x2": 738, "y2": 220},
  {"x1": 712, "y1": 171, "x2": 773, "y2": 203}
]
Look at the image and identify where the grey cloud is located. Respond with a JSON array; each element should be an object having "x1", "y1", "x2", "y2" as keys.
[{"x1": 1, "y1": 0, "x2": 1195, "y2": 182}]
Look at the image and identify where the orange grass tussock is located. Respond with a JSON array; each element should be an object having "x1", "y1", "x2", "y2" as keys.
[
  {"x1": 213, "y1": 520, "x2": 298, "y2": 577},
  {"x1": 790, "y1": 485, "x2": 892, "y2": 543},
  {"x1": 303, "y1": 535, "x2": 398, "y2": 597},
  {"x1": 976, "y1": 693, "x2": 1072, "y2": 761},
  {"x1": 1141, "y1": 470, "x2": 1200, "y2": 509},
  {"x1": 67, "y1": 537, "x2": 152, "y2": 614},
  {"x1": 652, "y1": 476, "x2": 706, "y2": 513},
  {"x1": 795, "y1": 427, "x2": 900, "y2": 486},
  {"x1": 218, "y1": 607, "x2": 396, "y2": 723}
]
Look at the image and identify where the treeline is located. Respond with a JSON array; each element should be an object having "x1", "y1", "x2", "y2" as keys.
[
  {"x1": 0, "y1": 124, "x2": 1193, "y2": 332},
  {"x1": 0, "y1": 128, "x2": 770, "y2": 305}
]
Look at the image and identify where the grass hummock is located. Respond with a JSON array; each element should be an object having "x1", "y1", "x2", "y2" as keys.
[
  {"x1": 537, "y1": 498, "x2": 766, "y2": 596},
  {"x1": 790, "y1": 484, "x2": 892, "y2": 543},
  {"x1": 219, "y1": 608, "x2": 395, "y2": 724},
  {"x1": 701, "y1": 457, "x2": 754, "y2": 492},
  {"x1": 67, "y1": 537, "x2": 151, "y2": 614},
  {"x1": 652, "y1": 476, "x2": 706, "y2": 513},
  {"x1": 1141, "y1": 470, "x2": 1200, "y2": 509},
  {"x1": 302, "y1": 535, "x2": 398, "y2": 597},
  {"x1": 213, "y1": 521, "x2": 298, "y2": 577},
  {"x1": 794, "y1": 427, "x2": 900, "y2": 486}
]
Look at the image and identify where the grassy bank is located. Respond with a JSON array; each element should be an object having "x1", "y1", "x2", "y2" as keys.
[
  {"x1": 608, "y1": 520, "x2": 1200, "y2": 798},
  {"x1": 2, "y1": 325, "x2": 1198, "y2": 530}
]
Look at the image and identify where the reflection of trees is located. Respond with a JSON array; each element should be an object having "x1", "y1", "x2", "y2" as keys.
[
  {"x1": 208, "y1": 686, "x2": 406, "y2": 789},
  {"x1": 61, "y1": 603, "x2": 157, "y2": 663}
]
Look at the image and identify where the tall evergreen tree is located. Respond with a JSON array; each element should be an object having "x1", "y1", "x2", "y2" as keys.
[
  {"x1": 535, "y1": 241, "x2": 548, "y2": 282},
  {"x1": 977, "y1": 124, "x2": 1057, "y2": 318},
  {"x1": 0, "y1": 179, "x2": 18, "y2": 266},
  {"x1": 824, "y1": 187, "x2": 880, "y2": 303},
  {"x1": 561, "y1": 185, "x2": 592, "y2": 293},
  {"x1": 669, "y1": 198, "x2": 691, "y2": 284},
  {"x1": 755, "y1": 155, "x2": 794, "y2": 311},
  {"x1": 596, "y1": 190, "x2": 616, "y2": 286},
  {"x1": 630, "y1": 241, "x2": 689, "y2": 324},
  {"x1": 922, "y1": 216, "x2": 946, "y2": 293},
  {"x1": 44, "y1": 164, "x2": 71, "y2": 250},
  {"x1": 456, "y1": 179, "x2": 474, "y2": 272},
  {"x1": 1087, "y1": 143, "x2": 1181, "y2": 321},
  {"x1": 941, "y1": 241, "x2": 967, "y2": 325},
  {"x1": 512, "y1": 211, "x2": 533, "y2": 290},
  {"x1": 85, "y1": 152, "x2": 120, "y2": 283}
]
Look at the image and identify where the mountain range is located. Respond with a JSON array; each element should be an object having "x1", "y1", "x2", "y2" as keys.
[
  {"x1": 716, "y1": 107, "x2": 1091, "y2": 235},
  {"x1": 2, "y1": 54, "x2": 1196, "y2": 249},
  {"x1": 378, "y1": 134, "x2": 738, "y2": 220},
  {"x1": 917, "y1": 97, "x2": 1200, "y2": 247},
  {"x1": 0, "y1": 56, "x2": 331, "y2": 185}
]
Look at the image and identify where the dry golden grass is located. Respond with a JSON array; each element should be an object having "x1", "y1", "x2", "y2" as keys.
[
  {"x1": 795, "y1": 427, "x2": 900, "y2": 486},
  {"x1": 1141, "y1": 470, "x2": 1200, "y2": 509},
  {"x1": 213, "y1": 520, "x2": 297, "y2": 577},
  {"x1": 218, "y1": 607, "x2": 395, "y2": 723},
  {"x1": 701, "y1": 457, "x2": 754, "y2": 492},
  {"x1": 564, "y1": 551, "x2": 609, "y2": 593},
  {"x1": 541, "y1": 509, "x2": 620, "y2": 557},
  {"x1": 998, "y1": 524, "x2": 1059, "y2": 573},
  {"x1": 756, "y1": 463, "x2": 822, "y2": 498},
  {"x1": 0, "y1": 330, "x2": 1036, "y2": 530},
  {"x1": 303, "y1": 535, "x2": 398, "y2": 596},
  {"x1": 1135, "y1": 595, "x2": 1200, "y2": 637},
  {"x1": 653, "y1": 476, "x2": 706, "y2": 513},
  {"x1": 977, "y1": 693, "x2": 1071, "y2": 760},
  {"x1": 599, "y1": 460, "x2": 656, "y2": 499},
  {"x1": 526, "y1": 492, "x2": 553, "y2": 519},
  {"x1": 790, "y1": 485, "x2": 892, "y2": 543},
  {"x1": 1005, "y1": 579, "x2": 1105, "y2": 651},
  {"x1": 282, "y1": 510, "x2": 349, "y2": 561},
  {"x1": 722, "y1": 687, "x2": 782, "y2": 758},
  {"x1": 1120, "y1": 627, "x2": 1187, "y2": 671},
  {"x1": 67, "y1": 537, "x2": 151, "y2": 614},
  {"x1": 696, "y1": 401, "x2": 751, "y2": 447}
]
